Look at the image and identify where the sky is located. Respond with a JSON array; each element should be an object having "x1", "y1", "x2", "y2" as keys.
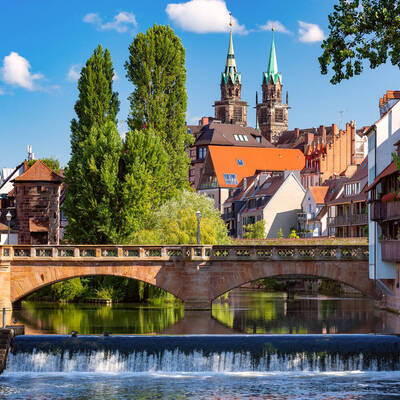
[{"x1": 1, "y1": 0, "x2": 399, "y2": 168}]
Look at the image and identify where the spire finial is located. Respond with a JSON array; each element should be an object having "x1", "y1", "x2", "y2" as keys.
[{"x1": 229, "y1": 12, "x2": 232, "y2": 30}]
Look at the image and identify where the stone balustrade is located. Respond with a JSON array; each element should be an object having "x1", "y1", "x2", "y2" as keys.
[{"x1": 0, "y1": 244, "x2": 369, "y2": 262}]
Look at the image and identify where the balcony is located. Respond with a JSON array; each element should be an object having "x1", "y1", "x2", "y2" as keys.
[
  {"x1": 222, "y1": 212, "x2": 234, "y2": 221},
  {"x1": 370, "y1": 201, "x2": 386, "y2": 221},
  {"x1": 328, "y1": 213, "x2": 368, "y2": 227},
  {"x1": 370, "y1": 201, "x2": 400, "y2": 222},
  {"x1": 381, "y1": 240, "x2": 400, "y2": 263}
]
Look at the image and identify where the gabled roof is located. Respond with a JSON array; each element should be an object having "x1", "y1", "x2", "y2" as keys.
[
  {"x1": 195, "y1": 123, "x2": 273, "y2": 147},
  {"x1": 208, "y1": 146, "x2": 305, "y2": 188},
  {"x1": 309, "y1": 186, "x2": 329, "y2": 204},
  {"x1": 13, "y1": 160, "x2": 63, "y2": 183},
  {"x1": 346, "y1": 157, "x2": 368, "y2": 183}
]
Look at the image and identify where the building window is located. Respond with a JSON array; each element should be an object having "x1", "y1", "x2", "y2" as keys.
[
  {"x1": 224, "y1": 173, "x2": 238, "y2": 185},
  {"x1": 237, "y1": 159, "x2": 244, "y2": 166},
  {"x1": 189, "y1": 169, "x2": 195, "y2": 177},
  {"x1": 255, "y1": 136, "x2": 261, "y2": 143},
  {"x1": 197, "y1": 147, "x2": 207, "y2": 159},
  {"x1": 233, "y1": 134, "x2": 249, "y2": 142},
  {"x1": 275, "y1": 109, "x2": 284, "y2": 123},
  {"x1": 234, "y1": 107, "x2": 242, "y2": 122}
]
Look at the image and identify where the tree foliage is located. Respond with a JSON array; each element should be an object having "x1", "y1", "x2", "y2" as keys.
[
  {"x1": 63, "y1": 45, "x2": 121, "y2": 244},
  {"x1": 244, "y1": 220, "x2": 266, "y2": 239},
  {"x1": 125, "y1": 24, "x2": 192, "y2": 191},
  {"x1": 70, "y1": 45, "x2": 119, "y2": 153},
  {"x1": 133, "y1": 191, "x2": 231, "y2": 245},
  {"x1": 64, "y1": 122, "x2": 123, "y2": 244},
  {"x1": 119, "y1": 130, "x2": 171, "y2": 241},
  {"x1": 320, "y1": 0, "x2": 400, "y2": 84},
  {"x1": 27, "y1": 158, "x2": 60, "y2": 173}
]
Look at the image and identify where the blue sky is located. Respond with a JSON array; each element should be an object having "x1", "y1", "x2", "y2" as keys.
[{"x1": 1, "y1": 0, "x2": 399, "y2": 168}]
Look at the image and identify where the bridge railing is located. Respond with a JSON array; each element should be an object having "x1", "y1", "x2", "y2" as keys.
[{"x1": 0, "y1": 245, "x2": 369, "y2": 262}]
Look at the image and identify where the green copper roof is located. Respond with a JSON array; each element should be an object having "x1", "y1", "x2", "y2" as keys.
[
  {"x1": 263, "y1": 32, "x2": 282, "y2": 85},
  {"x1": 221, "y1": 31, "x2": 241, "y2": 85}
]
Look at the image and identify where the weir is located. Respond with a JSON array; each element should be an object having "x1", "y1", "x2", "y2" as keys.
[{"x1": 4, "y1": 334, "x2": 400, "y2": 374}]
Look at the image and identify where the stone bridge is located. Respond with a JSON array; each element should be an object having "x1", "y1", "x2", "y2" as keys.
[{"x1": 0, "y1": 244, "x2": 372, "y2": 314}]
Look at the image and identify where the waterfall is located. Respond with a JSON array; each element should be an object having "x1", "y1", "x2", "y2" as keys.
[{"x1": 5, "y1": 334, "x2": 400, "y2": 373}]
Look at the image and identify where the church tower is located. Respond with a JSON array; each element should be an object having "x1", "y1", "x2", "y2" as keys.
[
  {"x1": 214, "y1": 29, "x2": 247, "y2": 126},
  {"x1": 256, "y1": 31, "x2": 288, "y2": 143}
]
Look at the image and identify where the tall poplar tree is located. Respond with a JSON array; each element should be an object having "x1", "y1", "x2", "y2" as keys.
[
  {"x1": 125, "y1": 24, "x2": 192, "y2": 191},
  {"x1": 63, "y1": 45, "x2": 121, "y2": 244},
  {"x1": 118, "y1": 130, "x2": 170, "y2": 241}
]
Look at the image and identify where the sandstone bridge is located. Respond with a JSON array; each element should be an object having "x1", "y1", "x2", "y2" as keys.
[{"x1": 0, "y1": 244, "x2": 373, "y2": 315}]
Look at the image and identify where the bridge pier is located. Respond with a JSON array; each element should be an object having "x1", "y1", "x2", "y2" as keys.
[{"x1": 0, "y1": 262, "x2": 11, "y2": 327}]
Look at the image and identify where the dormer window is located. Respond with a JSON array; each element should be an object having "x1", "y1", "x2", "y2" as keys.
[{"x1": 197, "y1": 147, "x2": 207, "y2": 160}]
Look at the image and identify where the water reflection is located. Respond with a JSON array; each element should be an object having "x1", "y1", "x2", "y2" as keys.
[
  {"x1": 212, "y1": 290, "x2": 391, "y2": 334},
  {"x1": 11, "y1": 289, "x2": 400, "y2": 335},
  {"x1": 12, "y1": 302, "x2": 183, "y2": 334}
]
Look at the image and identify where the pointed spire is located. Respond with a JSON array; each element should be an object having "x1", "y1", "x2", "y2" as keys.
[
  {"x1": 225, "y1": 30, "x2": 236, "y2": 69},
  {"x1": 221, "y1": 14, "x2": 241, "y2": 85},
  {"x1": 262, "y1": 29, "x2": 282, "y2": 85},
  {"x1": 267, "y1": 30, "x2": 278, "y2": 77}
]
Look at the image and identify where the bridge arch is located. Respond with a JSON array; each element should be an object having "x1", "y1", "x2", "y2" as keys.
[
  {"x1": 209, "y1": 260, "x2": 375, "y2": 301},
  {"x1": 10, "y1": 264, "x2": 184, "y2": 304}
]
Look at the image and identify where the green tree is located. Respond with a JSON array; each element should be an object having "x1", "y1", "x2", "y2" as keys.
[
  {"x1": 63, "y1": 45, "x2": 122, "y2": 244},
  {"x1": 320, "y1": 0, "x2": 400, "y2": 84},
  {"x1": 133, "y1": 191, "x2": 231, "y2": 245},
  {"x1": 244, "y1": 220, "x2": 266, "y2": 239},
  {"x1": 125, "y1": 24, "x2": 192, "y2": 191},
  {"x1": 70, "y1": 45, "x2": 119, "y2": 153},
  {"x1": 63, "y1": 122, "x2": 122, "y2": 244},
  {"x1": 27, "y1": 158, "x2": 60, "y2": 173},
  {"x1": 277, "y1": 228, "x2": 284, "y2": 238},
  {"x1": 118, "y1": 130, "x2": 171, "y2": 241}
]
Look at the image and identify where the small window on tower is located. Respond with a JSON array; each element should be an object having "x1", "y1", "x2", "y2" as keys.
[
  {"x1": 275, "y1": 109, "x2": 284, "y2": 123},
  {"x1": 237, "y1": 159, "x2": 244, "y2": 166}
]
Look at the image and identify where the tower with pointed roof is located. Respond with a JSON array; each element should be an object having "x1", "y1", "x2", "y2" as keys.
[
  {"x1": 214, "y1": 27, "x2": 247, "y2": 126},
  {"x1": 256, "y1": 31, "x2": 288, "y2": 144}
]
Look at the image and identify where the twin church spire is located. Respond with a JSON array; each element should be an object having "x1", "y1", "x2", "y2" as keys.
[{"x1": 214, "y1": 27, "x2": 288, "y2": 144}]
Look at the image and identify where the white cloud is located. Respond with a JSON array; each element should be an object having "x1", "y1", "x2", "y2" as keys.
[
  {"x1": 298, "y1": 21, "x2": 325, "y2": 43},
  {"x1": 112, "y1": 72, "x2": 119, "y2": 81},
  {"x1": 67, "y1": 65, "x2": 80, "y2": 81},
  {"x1": 166, "y1": 0, "x2": 246, "y2": 34},
  {"x1": 83, "y1": 11, "x2": 137, "y2": 33},
  {"x1": 259, "y1": 20, "x2": 291, "y2": 34},
  {"x1": 1, "y1": 52, "x2": 43, "y2": 90}
]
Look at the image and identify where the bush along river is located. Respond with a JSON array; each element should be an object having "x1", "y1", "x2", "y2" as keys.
[{"x1": 2, "y1": 289, "x2": 400, "y2": 399}]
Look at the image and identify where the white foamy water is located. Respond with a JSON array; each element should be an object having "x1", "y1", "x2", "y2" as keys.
[{"x1": 4, "y1": 349, "x2": 381, "y2": 373}]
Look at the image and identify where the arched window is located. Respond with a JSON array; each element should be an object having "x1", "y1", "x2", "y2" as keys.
[
  {"x1": 229, "y1": 88, "x2": 232, "y2": 97},
  {"x1": 235, "y1": 89, "x2": 239, "y2": 97}
]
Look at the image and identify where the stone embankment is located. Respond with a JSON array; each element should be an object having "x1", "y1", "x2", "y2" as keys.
[{"x1": 0, "y1": 328, "x2": 13, "y2": 374}]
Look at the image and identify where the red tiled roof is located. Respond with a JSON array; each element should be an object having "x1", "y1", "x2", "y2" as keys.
[
  {"x1": 208, "y1": 146, "x2": 305, "y2": 188},
  {"x1": 365, "y1": 161, "x2": 398, "y2": 192},
  {"x1": 13, "y1": 160, "x2": 63, "y2": 183},
  {"x1": 309, "y1": 186, "x2": 329, "y2": 204}
]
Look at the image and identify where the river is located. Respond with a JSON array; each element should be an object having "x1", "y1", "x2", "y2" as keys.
[
  {"x1": 9, "y1": 289, "x2": 400, "y2": 335},
  {"x1": 2, "y1": 289, "x2": 400, "y2": 399}
]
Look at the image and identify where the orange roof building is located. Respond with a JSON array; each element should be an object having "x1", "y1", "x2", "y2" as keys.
[
  {"x1": 198, "y1": 145, "x2": 305, "y2": 212},
  {"x1": 13, "y1": 160, "x2": 63, "y2": 245}
]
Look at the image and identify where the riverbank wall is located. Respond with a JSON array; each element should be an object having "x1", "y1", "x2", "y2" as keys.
[{"x1": 0, "y1": 329, "x2": 13, "y2": 375}]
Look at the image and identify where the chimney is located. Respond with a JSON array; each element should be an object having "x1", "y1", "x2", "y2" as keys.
[
  {"x1": 318, "y1": 125, "x2": 326, "y2": 143},
  {"x1": 243, "y1": 177, "x2": 247, "y2": 191},
  {"x1": 200, "y1": 117, "x2": 209, "y2": 126},
  {"x1": 295, "y1": 128, "x2": 300, "y2": 139},
  {"x1": 332, "y1": 123, "x2": 339, "y2": 139},
  {"x1": 306, "y1": 132, "x2": 314, "y2": 145}
]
